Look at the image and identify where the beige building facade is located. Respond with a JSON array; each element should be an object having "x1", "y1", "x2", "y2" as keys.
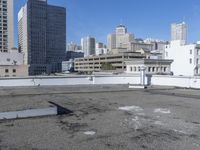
[
  {"x1": 0, "y1": 65, "x2": 28, "y2": 77},
  {"x1": 0, "y1": 0, "x2": 14, "y2": 52},
  {"x1": 107, "y1": 25, "x2": 134, "y2": 52},
  {"x1": 74, "y1": 52, "x2": 145, "y2": 73}
]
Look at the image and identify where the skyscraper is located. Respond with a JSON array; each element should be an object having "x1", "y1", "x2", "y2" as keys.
[
  {"x1": 171, "y1": 22, "x2": 187, "y2": 44},
  {"x1": 0, "y1": 0, "x2": 14, "y2": 52},
  {"x1": 18, "y1": 0, "x2": 66, "y2": 75},
  {"x1": 81, "y1": 36, "x2": 96, "y2": 57},
  {"x1": 107, "y1": 25, "x2": 134, "y2": 51}
]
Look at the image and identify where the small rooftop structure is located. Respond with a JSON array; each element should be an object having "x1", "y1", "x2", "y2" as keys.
[{"x1": 126, "y1": 59, "x2": 173, "y2": 75}]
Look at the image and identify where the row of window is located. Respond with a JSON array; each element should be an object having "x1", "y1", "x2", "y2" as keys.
[
  {"x1": 190, "y1": 49, "x2": 200, "y2": 55},
  {"x1": 5, "y1": 69, "x2": 16, "y2": 73},
  {"x1": 129, "y1": 66, "x2": 167, "y2": 73},
  {"x1": 189, "y1": 58, "x2": 200, "y2": 65},
  {"x1": 166, "y1": 49, "x2": 200, "y2": 57}
]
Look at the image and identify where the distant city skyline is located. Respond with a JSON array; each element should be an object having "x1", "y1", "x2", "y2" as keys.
[{"x1": 14, "y1": 0, "x2": 200, "y2": 46}]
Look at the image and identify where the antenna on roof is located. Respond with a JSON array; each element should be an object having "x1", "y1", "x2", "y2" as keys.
[
  {"x1": 182, "y1": 16, "x2": 186, "y2": 23},
  {"x1": 120, "y1": 18, "x2": 123, "y2": 25}
]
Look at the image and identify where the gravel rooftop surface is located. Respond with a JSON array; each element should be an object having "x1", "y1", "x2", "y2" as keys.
[{"x1": 0, "y1": 85, "x2": 200, "y2": 150}]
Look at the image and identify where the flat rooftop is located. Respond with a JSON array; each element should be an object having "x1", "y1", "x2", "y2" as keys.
[{"x1": 0, "y1": 85, "x2": 200, "y2": 150}]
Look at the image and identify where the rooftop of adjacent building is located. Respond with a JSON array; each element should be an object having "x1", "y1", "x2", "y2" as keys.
[{"x1": 0, "y1": 85, "x2": 200, "y2": 149}]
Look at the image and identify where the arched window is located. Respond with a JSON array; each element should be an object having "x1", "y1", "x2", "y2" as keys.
[
  {"x1": 130, "y1": 67, "x2": 133, "y2": 72},
  {"x1": 148, "y1": 67, "x2": 151, "y2": 72},
  {"x1": 152, "y1": 67, "x2": 155, "y2": 72},
  {"x1": 164, "y1": 67, "x2": 167, "y2": 72}
]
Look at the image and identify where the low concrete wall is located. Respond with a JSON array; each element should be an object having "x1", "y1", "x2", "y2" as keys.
[
  {"x1": 0, "y1": 75, "x2": 141, "y2": 87},
  {"x1": 0, "y1": 75, "x2": 200, "y2": 89},
  {"x1": 150, "y1": 75, "x2": 200, "y2": 88}
]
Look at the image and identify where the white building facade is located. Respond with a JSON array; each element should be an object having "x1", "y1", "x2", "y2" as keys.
[
  {"x1": 171, "y1": 22, "x2": 187, "y2": 44},
  {"x1": 81, "y1": 36, "x2": 96, "y2": 57},
  {"x1": 165, "y1": 40, "x2": 200, "y2": 76},
  {"x1": 126, "y1": 59, "x2": 173, "y2": 75},
  {"x1": 18, "y1": 4, "x2": 28, "y2": 64}
]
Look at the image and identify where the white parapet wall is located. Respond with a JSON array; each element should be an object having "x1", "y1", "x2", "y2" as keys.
[
  {"x1": 0, "y1": 75, "x2": 200, "y2": 89},
  {"x1": 150, "y1": 75, "x2": 200, "y2": 88},
  {"x1": 0, "y1": 75, "x2": 141, "y2": 87}
]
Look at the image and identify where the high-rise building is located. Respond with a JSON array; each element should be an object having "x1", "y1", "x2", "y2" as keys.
[
  {"x1": 95, "y1": 42, "x2": 108, "y2": 56},
  {"x1": 107, "y1": 25, "x2": 134, "y2": 51},
  {"x1": 81, "y1": 36, "x2": 96, "y2": 57},
  {"x1": 107, "y1": 34, "x2": 116, "y2": 51},
  {"x1": 18, "y1": 0, "x2": 66, "y2": 75},
  {"x1": 0, "y1": 0, "x2": 14, "y2": 52},
  {"x1": 171, "y1": 22, "x2": 187, "y2": 44},
  {"x1": 67, "y1": 42, "x2": 82, "y2": 51}
]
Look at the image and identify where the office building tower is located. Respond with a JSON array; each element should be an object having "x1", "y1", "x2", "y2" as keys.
[
  {"x1": 107, "y1": 34, "x2": 116, "y2": 51},
  {"x1": 0, "y1": 0, "x2": 14, "y2": 52},
  {"x1": 107, "y1": 25, "x2": 134, "y2": 51},
  {"x1": 18, "y1": 0, "x2": 66, "y2": 75},
  {"x1": 81, "y1": 36, "x2": 95, "y2": 57},
  {"x1": 171, "y1": 22, "x2": 187, "y2": 44},
  {"x1": 67, "y1": 42, "x2": 82, "y2": 51}
]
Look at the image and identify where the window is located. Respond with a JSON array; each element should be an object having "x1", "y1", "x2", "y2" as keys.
[
  {"x1": 152, "y1": 67, "x2": 155, "y2": 72},
  {"x1": 166, "y1": 52, "x2": 168, "y2": 57},
  {"x1": 197, "y1": 49, "x2": 200, "y2": 55},
  {"x1": 190, "y1": 50, "x2": 192, "y2": 54},
  {"x1": 13, "y1": 69, "x2": 16, "y2": 73},
  {"x1": 130, "y1": 67, "x2": 132, "y2": 72},
  {"x1": 5, "y1": 69, "x2": 8, "y2": 73},
  {"x1": 148, "y1": 67, "x2": 151, "y2": 72},
  {"x1": 190, "y1": 58, "x2": 192, "y2": 64},
  {"x1": 197, "y1": 59, "x2": 199, "y2": 65},
  {"x1": 164, "y1": 67, "x2": 167, "y2": 72},
  {"x1": 134, "y1": 67, "x2": 137, "y2": 72},
  {"x1": 196, "y1": 68, "x2": 199, "y2": 74}
]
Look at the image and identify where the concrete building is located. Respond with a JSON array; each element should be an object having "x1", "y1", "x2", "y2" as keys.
[
  {"x1": 165, "y1": 40, "x2": 200, "y2": 76},
  {"x1": 67, "y1": 42, "x2": 82, "y2": 51},
  {"x1": 96, "y1": 42, "x2": 104, "y2": 49},
  {"x1": 0, "y1": 0, "x2": 14, "y2": 52},
  {"x1": 81, "y1": 36, "x2": 96, "y2": 57},
  {"x1": 0, "y1": 48, "x2": 24, "y2": 65},
  {"x1": 107, "y1": 25, "x2": 134, "y2": 51},
  {"x1": 126, "y1": 59, "x2": 173, "y2": 75},
  {"x1": 0, "y1": 65, "x2": 28, "y2": 77},
  {"x1": 18, "y1": 0, "x2": 66, "y2": 75},
  {"x1": 96, "y1": 48, "x2": 109, "y2": 56},
  {"x1": 171, "y1": 22, "x2": 187, "y2": 44},
  {"x1": 64, "y1": 51, "x2": 84, "y2": 61},
  {"x1": 0, "y1": 49, "x2": 28, "y2": 77},
  {"x1": 107, "y1": 34, "x2": 116, "y2": 51},
  {"x1": 74, "y1": 52, "x2": 145, "y2": 73},
  {"x1": 62, "y1": 59, "x2": 74, "y2": 72},
  {"x1": 95, "y1": 42, "x2": 108, "y2": 55},
  {"x1": 144, "y1": 39, "x2": 169, "y2": 59},
  {"x1": 129, "y1": 41, "x2": 153, "y2": 52}
]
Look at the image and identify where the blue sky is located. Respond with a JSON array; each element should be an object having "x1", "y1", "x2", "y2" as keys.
[{"x1": 14, "y1": 0, "x2": 200, "y2": 46}]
